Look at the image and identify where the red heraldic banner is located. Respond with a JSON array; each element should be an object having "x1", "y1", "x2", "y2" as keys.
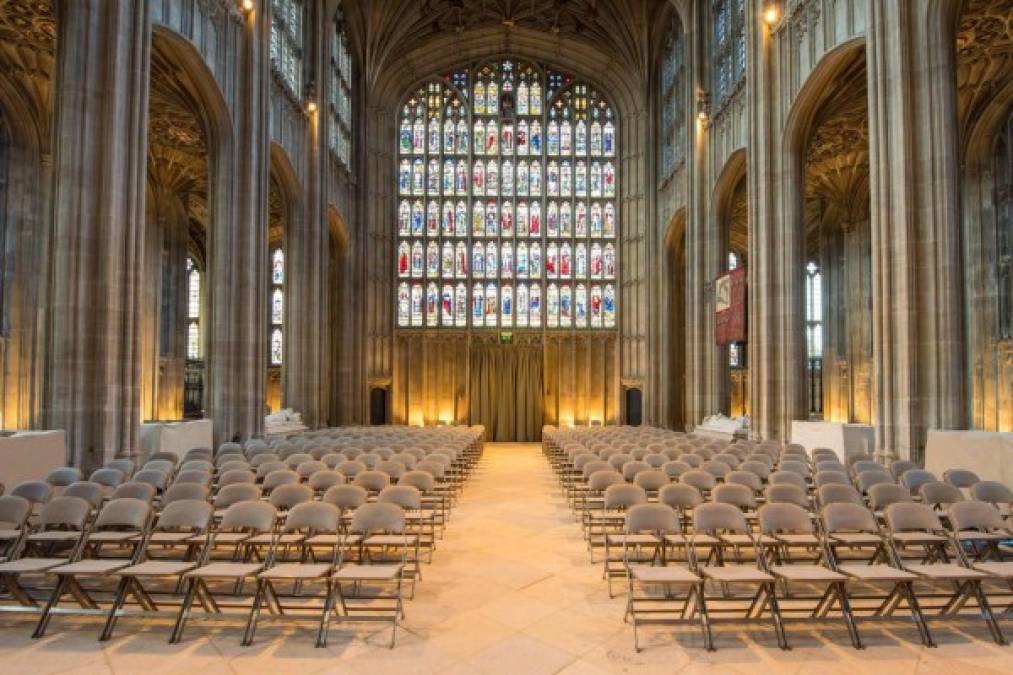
[{"x1": 714, "y1": 265, "x2": 747, "y2": 345}]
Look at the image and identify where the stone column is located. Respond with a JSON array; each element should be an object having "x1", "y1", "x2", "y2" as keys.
[
  {"x1": 283, "y1": 5, "x2": 329, "y2": 429},
  {"x1": 206, "y1": 4, "x2": 269, "y2": 444},
  {"x1": 866, "y1": 0, "x2": 964, "y2": 460},
  {"x1": 46, "y1": 0, "x2": 151, "y2": 468}
]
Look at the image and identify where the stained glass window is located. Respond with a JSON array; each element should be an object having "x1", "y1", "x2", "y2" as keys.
[
  {"x1": 270, "y1": 247, "x2": 284, "y2": 365},
  {"x1": 395, "y1": 59, "x2": 618, "y2": 330},
  {"x1": 712, "y1": 0, "x2": 745, "y2": 106},
  {"x1": 186, "y1": 257, "x2": 200, "y2": 360},
  {"x1": 270, "y1": 0, "x2": 303, "y2": 99},
  {"x1": 660, "y1": 15, "x2": 686, "y2": 178},
  {"x1": 805, "y1": 260, "x2": 823, "y2": 416},
  {"x1": 329, "y1": 4, "x2": 353, "y2": 168}
]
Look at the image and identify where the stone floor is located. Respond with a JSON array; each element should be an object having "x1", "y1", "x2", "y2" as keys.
[{"x1": 0, "y1": 442, "x2": 1010, "y2": 674}]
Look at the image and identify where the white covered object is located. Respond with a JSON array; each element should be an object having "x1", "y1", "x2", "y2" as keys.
[
  {"x1": 265, "y1": 409, "x2": 308, "y2": 436},
  {"x1": 0, "y1": 430, "x2": 67, "y2": 487},
  {"x1": 924, "y1": 429, "x2": 1013, "y2": 486},
  {"x1": 791, "y1": 421, "x2": 875, "y2": 463},
  {"x1": 140, "y1": 420, "x2": 214, "y2": 461}
]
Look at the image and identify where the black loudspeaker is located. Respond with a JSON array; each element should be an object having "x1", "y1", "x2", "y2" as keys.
[
  {"x1": 625, "y1": 387, "x2": 643, "y2": 426},
  {"x1": 369, "y1": 388, "x2": 388, "y2": 426}
]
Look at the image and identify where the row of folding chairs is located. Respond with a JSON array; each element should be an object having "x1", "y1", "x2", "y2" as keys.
[
  {"x1": 0, "y1": 439, "x2": 484, "y2": 646},
  {"x1": 543, "y1": 432, "x2": 1013, "y2": 651}
]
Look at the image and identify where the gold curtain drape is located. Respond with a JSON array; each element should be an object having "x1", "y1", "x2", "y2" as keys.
[{"x1": 469, "y1": 346, "x2": 543, "y2": 441}]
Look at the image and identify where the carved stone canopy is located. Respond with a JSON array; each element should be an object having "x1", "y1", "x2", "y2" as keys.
[
  {"x1": 0, "y1": 0, "x2": 55, "y2": 144},
  {"x1": 804, "y1": 54, "x2": 869, "y2": 237},
  {"x1": 956, "y1": 0, "x2": 1013, "y2": 139}
]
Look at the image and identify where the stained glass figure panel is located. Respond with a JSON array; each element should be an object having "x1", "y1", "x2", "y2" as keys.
[{"x1": 394, "y1": 59, "x2": 618, "y2": 329}]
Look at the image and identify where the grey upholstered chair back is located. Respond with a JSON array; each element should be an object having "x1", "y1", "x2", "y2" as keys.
[
  {"x1": 284, "y1": 502, "x2": 340, "y2": 533},
  {"x1": 0, "y1": 496, "x2": 32, "y2": 529},
  {"x1": 322, "y1": 484, "x2": 369, "y2": 511},
  {"x1": 625, "y1": 503, "x2": 680, "y2": 534},
  {"x1": 588, "y1": 470, "x2": 624, "y2": 491},
  {"x1": 822, "y1": 502, "x2": 879, "y2": 533},
  {"x1": 659, "y1": 483, "x2": 703, "y2": 510},
  {"x1": 353, "y1": 470, "x2": 391, "y2": 492},
  {"x1": 693, "y1": 502, "x2": 749, "y2": 534},
  {"x1": 758, "y1": 502, "x2": 812, "y2": 534},
  {"x1": 398, "y1": 470, "x2": 435, "y2": 492},
  {"x1": 680, "y1": 469, "x2": 716, "y2": 492},
  {"x1": 350, "y1": 502, "x2": 405, "y2": 535},
  {"x1": 308, "y1": 470, "x2": 346, "y2": 492},
  {"x1": 378, "y1": 485, "x2": 422, "y2": 510},
  {"x1": 971, "y1": 481, "x2": 1013, "y2": 504},
  {"x1": 156, "y1": 499, "x2": 213, "y2": 532},
  {"x1": 885, "y1": 502, "x2": 944, "y2": 533},
  {"x1": 62, "y1": 481, "x2": 104, "y2": 508},
  {"x1": 220, "y1": 500, "x2": 277, "y2": 532},
  {"x1": 868, "y1": 483, "x2": 914, "y2": 511},
  {"x1": 899, "y1": 469, "x2": 937, "y2": 496},
  {"x1": 943, "y1": 469, "x2": 980, "y2": 489},
  {"x1": 918, "y1": 481, "x2": 964, "y2": 508},
  {"x1": 603, "y1": 484, "x2": 647, "y2": 510},
  {"x1": 818, "y1": 484, "x2": 863, "y2": 506},
  {"x1": 725, "y1": 470, "x2": 762, "y2": 493},
  {"x1": 214, "y1": 483, "x2": 262, "y2": 509},
  {"x1": 633, "y1": 469, "x2": 669, "y2": 492},
  {"x1": 162, "y1": 482, "x2": 209, "y2": 504},
  {"x1": 11, "y1": 480, "x2": 53, "y2": 505},
  {"x1": 947, "y1": 500, "x2": 1007, "y2": 532},
  {"x1": 764, "y1": 483, "x2": 809, "y2": 508},
  {"x1": 263, "y1": 470, "x2": 300, "y2": 492},
  {"x1": 712, "y1": 483, "x2": 756, "y2": 510},
  {"x1": 38, "y1": 496, "x2": 91, "y2": 530},
  {"x1": 89, "y1": 468, "x2": 126, "y2": 489},
  {"x1": 94, "y1": 497, "x2": 151, "y2": 530},
  {"x1": 45, "y1": 467, "x2": 84, "y2": 487},
  {"x1": 268, "y1": 483, "x2": 314, "y2": 510},
  {"x1": 111, "y1": 482, "x2": 157, "y2": 503}
]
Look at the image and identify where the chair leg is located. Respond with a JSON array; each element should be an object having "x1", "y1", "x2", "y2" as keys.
[
  {"x1": 764, "y1": 583, "x2": 791, "y2": 651},
  {"x1": 241, "y1": 579, "x2": 266, "y2": 646},
  {"x1": 169, "y1": 577, "x2": 199, "y2": 644},
  {"x1": 835, "y1": 582, "x2": 863, "y2": 650},
  {"x1": 31, "y1": 575, "x2": 69, "y2": 639},
  {"x1": 971, "y1": 580, "x2": 1007, "y2": 646},
  {"x1": 899, "y1": 581, "x2": 935, "y2": 648},
  {"x1": 99, "y1": 576, "x2": 131, "y2": 642},
  {"x1": 315, "y1": 579, "x2": 335, "y2": 648},
  {"x1": 696, "y1": 584, "x2": 716, "y2": 652}
]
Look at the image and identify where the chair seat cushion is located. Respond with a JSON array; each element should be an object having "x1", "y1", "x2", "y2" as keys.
[
  {"x1": 259, "y1": 563, "x2": 332, "y2": 579},
  {"x1": 186, "y1": 562, "x2": 263, "y2": 578},
  {"x1": 27, "y1": 531, "x2": 83, "y2": 543},
  {"x1": 247, "y1": 533, "x2": 305, "y2": 545},
  {"x1": 0, "y1": 557, "x2": 69, "y2": 573},
  {"x1": 831, "y1": 533, "x2": 883, "y2": 546},
  {"x1": 88, "y1": 532, "x2": 141, "y2": 543},
  {"x1": 191, "y1": 532, "x2": 250, "y2": 544},
  {"x1": 905, "y1": 563, "x2": 988, "y2": 580},
  {"x1": 702, "y1": 565, "x2": 774, "y2": 583},
  {"x1": 333, "y1": 563, "x2": 402, "y2": 581},
  {"x1": 0, "y1": 529, "x2": 23, "y2": 541},
  {"x1": 606, "y1": 534, "x2": 660, "y2": 545},
  {"x1": 51, "y1": 559, "x2": 132, "y2": 575},
  {"x1": 630, "y1": 564, "x2": 699, "y2": 584},
  {"x1": 775, "y1": 533, "x2": 820, "y2": 546},
  {"x1": 116, "y1": 561, "x2": 197, "y2": 577},
  {"x1": 956, "y1": 531, "x2": 1009, "y2": 542},
  {"x1": 972, "y1": 562, "x2": 1013, "y2": 579},
  {"x1": 838, "y1": 563, "x2": 918, "y2": 581},
  {"x1": 892, "y1": 532, "x2": 947, "y2": 544},
  {"x1": 148, "y1": 532, "x2": 198, "y2": 544},
  {"x1": 770, "y1": 564, "x2": 846, "y2": 582},
  {"x1": 306, "y1": 533, "x2": 362, "y2": 545},
  {"x1": 363, "y1": 534, "x2": 417, "y2": 546}
]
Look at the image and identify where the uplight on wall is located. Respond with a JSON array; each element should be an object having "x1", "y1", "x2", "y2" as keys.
[
  {"x1": 240, "y1": 0, "x2": 254, "y2": 13},
  {"x1": 696, "y1": 94, "x2": 710, "y2": 127},
  {"x1": 763, "y1": 2, "x2": 780, "y2": 26}
]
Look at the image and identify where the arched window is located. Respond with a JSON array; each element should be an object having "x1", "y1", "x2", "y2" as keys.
[
  {"x1": 712, "y1": 0, "x2": 746, "y2": 106},
  {"x1": 805, "y1": 260, "x2": 824, "y2": 416},
  {"x1": 186, "y1": 257, "x2": 200, "y2": 360},
  {"x1": 660, "y1": 15, "x2": 686, "y2": 179},
  {"x1": 270, "y1": 247, "x2": 284, "y2": 365},
  {"x1": 395, "y1": 59, "x2": 618, "y2": 330},
  {"x1": 996, "y1": 111, "x2": 1013, "y2": 340},
  {"x1": 270, "y1": 0, "x2": 303, "y2": 99},
  {"x1": 329, "y1": 3, "x2": 353, "y2": 168}
]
